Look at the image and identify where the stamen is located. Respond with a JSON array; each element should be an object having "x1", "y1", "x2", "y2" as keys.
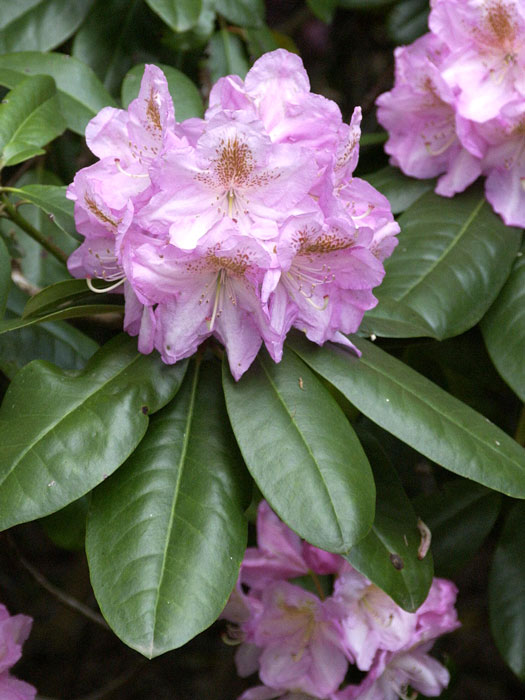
[
  {"x1": 305, "y1": 294, "x2": 329, "y2": 310},
  {"x1": 208, "y1": 270, "x2": 225, "y2": 330},
  {"x1": 114, "y1": 158, "x2": 149, "y2": 178},
  {"x1": 425, "y1": 131, "x2": 456, "y2": 156},
  {"x1": 87, "y1": 276, "x2": 126, "y2": 294},
  {"x1": 228, "y1": 190, "x2": 234, "y2": 217}
]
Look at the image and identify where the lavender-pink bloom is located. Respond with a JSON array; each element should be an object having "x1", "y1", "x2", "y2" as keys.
[{"x1": 0, "y1": 605, "x2": 36, "y2": 700}]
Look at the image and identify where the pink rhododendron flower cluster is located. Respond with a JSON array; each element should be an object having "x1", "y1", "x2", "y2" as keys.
[
  {"x1": 0, "y1": 604, "x2": 36, "y2": 700},
  {"x1": 221, "y1": 502, "x2": 459, "y2": 700},
  {"x1": 376, "y1": 0, "x2": 525, "y2": 227},
  {"x1": 67, "y1": 50, "x2": 399, "y2": 379}
]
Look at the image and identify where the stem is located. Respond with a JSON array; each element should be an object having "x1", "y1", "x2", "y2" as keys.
[
  {"x1": 0, "y1": 192, "x2": 68, "y2": 265},
  {"x1": 310, "y1": 571, "x2": 325, "y2": 601}
]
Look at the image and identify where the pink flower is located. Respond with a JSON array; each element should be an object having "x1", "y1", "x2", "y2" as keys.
[
  {"x1": 334, "y1": 645, "x2": 451, "y2": 700},
  {"x1": 68, "y1": 52, "x2": 398, "y2": 378},
  {"x1": 0, "y1": 605, "x2": 36, "y2": 700},
  {"x1": 429, "y1": 0, "x2": 525, "y2": 122}
]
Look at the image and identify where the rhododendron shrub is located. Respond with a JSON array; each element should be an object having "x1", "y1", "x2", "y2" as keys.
[{"x1": 0, "y1": 1, "x2": 524, "y2": 698}]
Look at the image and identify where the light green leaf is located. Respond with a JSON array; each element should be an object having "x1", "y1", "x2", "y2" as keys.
[
  {"x1": 144, "y1": 0, "x2": 202, "y2": 32},
  {"x1": 0, "y1": 335, "x2": 187, "y2": 531},
  {"x1": 482, "y1": 246, "x2": 525, "y2": 402},
  {"x1": 121, "y1": 63, "x2": 204, "y2": 121},
  {"x1": 414, "y1": 479, "x2": 501, "y2": 577},
  {"x1": 489, "y1": 501, "x2": 525, "y2": 680},
  {"x1": 0, "y1": 75, "x2": 65, "y2": 168},
  {"x1": 87, "y1": 359, "x2": 249, "y2": 657},
  {"x1": 244, "y1": 25, "x2": 279, "y2": 58},
  {"x1": 22, "y1": 279, "x2": 92, "y2": 318},
  {"x1": 215, "y1": 0, "x2": 264, "y2": 27},
  {"x1": 0, "y1": 303, "x2": 124, "y2": 335},
  {"x1": 367, "y1": 186, "x2": 522, "y2": 340},
  {"x1": 289, "y1": 334, "x2": 525, "y2": 498},
  {"x1": 223, "y1": 349, "x2": 375, "y2": 553},
  {"x1": 3, "y1": 184, "x2": 78, "y2": 242},
  {"x1": 0, "y1": 0, "x2": 95, "y2": 53},
  {"x1": 0, "y1": 52, "x2": 116, "y2": 135},
  {"x1": 346, "y1": 429, "x2": 434, "y2": 611},
  {"x1": 208, "y1": 30, "x2": 249, "y2": 83}
]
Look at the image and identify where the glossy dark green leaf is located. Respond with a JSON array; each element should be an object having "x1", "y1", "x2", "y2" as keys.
[
  {"x1": 72, "y1": 0, "x2": 147, "y2": 97},
  {"x1": 482, "y1": 247, "x2": 525, "y2": 402},
  {"x1": 307, "y1": 0, "x2": 337, "y2": 22},
  {"x1": 22, "y1": 279, "x2": 92, "y2": 318},
  {"x1": 364, "y1": 166, "x2": 433, "y2": 215},
  {"x1": 0, "y1": 285, "x2": 98, "y2": 378},
  {"x1": 0, "y1": 236, "x2": 9, "y2": 317},
  {"x1": 208, "y1": 30, "x2": 249, "y2": 83},
  {"x1": 346, "y1": 429, "x2": 433, "y2": 611},
  {"x1": 367, "y1": 186, "x2": 522, "y2": 340},
  {"x1": 360, "y1": 298, "x2": 435, "y2": 339},
  {"x1": 414, "y1": 479, "x2": 501, "y2": 577},
  {"x1": 0, "y1": 75, "x2": 65, "y2": 168},
  {"x1": 223, "y1": 348, "x2": 375, "y2": 553},
  {"x1": 3, "y1": 184, "x2": 78, "y2": 241},
  {"x1": 0, "y1": 52, "x2": 116, "y2": 135},
  {"x1": 0, "y1": 0, "x2": 95, "y2": 53},
  {"x1": 41, "y1": 496, "x2": 89, "y2": 551},
  {"x1": 387, "y1": 0, "x2": 429, "y2": 44},
  {"x1": 87, "y1": 360, "x2": 249, "y2": 657},
  {"x1": 289, "y1": 334, "x2": 525, "y2": 497},
  {"x1": 0, "y1": 303, "x2": 124, "y2": 335},
  {"x1": 121, "y1": 64, "x2": 204, "y2": 121},
  {"x1": 215, "y1": 0, "x2": 264, "y2": 27},
  {"x1": 489, "y1": 501, "x2": 525, "y2": 680},
  {"x1": 0, "y1": 335, "x2": 187, "y2": 531},
  {"x1": 144, "y1": 0, "x2": 202, "y2": 32}
]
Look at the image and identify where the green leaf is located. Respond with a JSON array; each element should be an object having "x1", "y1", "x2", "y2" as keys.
[
  {"x1": 288, "y1": 334, "x2": 525, "y2": 498},
  {"x1": 346, "y1": 428, "x2": 433, "y2": 611},
  {"x1": 144, "y1": 0, "x2": 202, "y2": 32},
  {"x1": 360, "y1": 297, "x2": 435, "y2": 339},
  {"x1": 414, "y1": 479, "x2": 501, "y2": 578},
  {"x1": 0, "y1": 236, "x2": 9, "y2": 317},
  {"x1": 87, "y1": 359, "x2": 249, "y2": 657},
  {"x1": 121, "y1": 64, "x2": 204, "y2": 121},
  {"x1": 0, "y1": 75, "x2": 65, "y2": 168},
  {"x1": 364, "y1": 166, "x2": 433, "y2": 215},
  {"x1": 22, "y1": 279, "x2": 92, "y2": 318},
  {"x1": 0, "y1": 285, "x2": 99, "y2": 379},
  {"x1": 0, "y1": 335, "x2": 187, "y2": 531},
  {"x1": 215, "y1": 0, "x2": 264, "y2": 27},
  {"x1": 0, "y1": 52, "x2": 116, "y2": 135},
  {"x1": 338, "y1": 0, "x2": 398, "y2": 8},
  {"x1": 0, "y1": 0, "x2": 96, "y2": 53},
  {"x1": 387, "y1": 0, "x2": 430, "y2": 44},
  {"x1": 367, "y1": 186, "x2": 523, "y2": 340},
  {"x1": 41, "y1": 496, "x2": 89, "y2": 551},
  {"x1": 0, "y1": 303, "x2": 124, "y2": 335},
  {"x1": 307, "y1": 0, "x2": 338, "y2": 23},
  {"x1": 1, "y1": 172, "x2": 77, "y2": 289},
  {"x1": 482, "y1": 246, "x2": 525, "y2": 402},
  {"x1": 208, "y1": 30, "x2": 249, "y2": 83},
  {"x1": 223, "y1": 348, "x2": 375, "y2": 553},
  {"x1": 489, "y1": 501, "x2": 525, "y2": 681},
  {"x1": 72, "y1": 0, "x2": 147, "y2": 98},
  {"x1": 3, "y1": 184, "x2": 78, "y2": 242}
]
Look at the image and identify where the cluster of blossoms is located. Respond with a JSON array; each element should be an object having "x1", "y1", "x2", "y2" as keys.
[
  {"x1": 221, "y1": 501, "x2": 459, "y2": 700},
  {"x1": 68, "y1": 50, "x2": 398, "y2": 379},
  {"x1": 0, "y1": 604, "x2": 35, "y2": 699},
  {"x1": 377, "y1": 0, "x2": 525, "y2": 227}
]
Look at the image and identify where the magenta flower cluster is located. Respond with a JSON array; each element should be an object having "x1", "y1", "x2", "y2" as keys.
[
  {"x1": 0, "y1": 604, "x2": 35, "y2": 700},
  {"x1": 67, "y1": 50, "x2": 399, "y2": 379},
  {"x1": 377, "y1": 0, "x2": 525, "y2": 227},
  {"x1": 221, "y1": 502, "x2": 459, "y2": 700}
]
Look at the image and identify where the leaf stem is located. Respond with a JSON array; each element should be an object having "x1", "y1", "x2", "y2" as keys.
[
  {"x1": 0, "y1": 191, "x2": 68, "y2": 265},
  {"x1": 310, "y1": 571, "x2": 326, "y2": 600}
]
